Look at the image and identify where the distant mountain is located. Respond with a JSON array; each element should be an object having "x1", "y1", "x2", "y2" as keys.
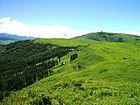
[
  {"x1": 0, "y1": 33, "x2": 34, "y2": 40},
  {"x1": 75, "y1": 32, "x2": 140, "y2": 42},
  {"x1": 0, "y1": 33, "x2": 34, "y2": 44}
]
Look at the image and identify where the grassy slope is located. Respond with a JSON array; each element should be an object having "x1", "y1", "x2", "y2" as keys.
[
  {"x1": 1, "y1": 38, "x2": 140, "y2": 105},
  {"x1": 75, "y1": 32, "x2": 140, "y2": 42}
]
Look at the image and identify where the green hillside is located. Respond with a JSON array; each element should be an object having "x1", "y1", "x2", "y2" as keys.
[
  {"x1": 0, "y1": 33, "x2": 140, "y2": 105},
  {"x1": 75, "y1": 32, "x2": 140, "y2": 42},
  {"x1": 0, "y1": 40, "x2": 77, "y2": 101}
]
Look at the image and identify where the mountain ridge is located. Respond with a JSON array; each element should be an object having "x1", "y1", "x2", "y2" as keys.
[
  {"x1": 74, "y1": 32, "x2": 140, "y2": 42},
  {"x1": 0, "y1": 33, "x2": 34, "y2": 44}
]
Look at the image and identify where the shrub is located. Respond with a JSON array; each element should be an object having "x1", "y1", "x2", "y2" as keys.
[{"x1": 70, "y1": 53, "x2": 78, "y2": 61}]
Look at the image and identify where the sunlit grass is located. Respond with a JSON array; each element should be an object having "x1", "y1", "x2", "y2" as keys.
[{"x1": 1, "y1": 38, "x2": 140, "y2": 105}]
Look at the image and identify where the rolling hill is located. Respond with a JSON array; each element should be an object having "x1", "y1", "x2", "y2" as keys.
[
  {"x1": 0, "y1": 32, "x2": 140, "y2": 105},
  {"x1": 74, "y1": 32, "x2": 140, "y2": 42}
]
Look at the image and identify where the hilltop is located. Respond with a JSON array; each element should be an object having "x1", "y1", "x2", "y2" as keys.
[
  {"x1": 74, "y1": 32, "x2": 140, "y2": 42},
  {"x1": 0, "y1": 32, "x2": 140, "y2": 105}
]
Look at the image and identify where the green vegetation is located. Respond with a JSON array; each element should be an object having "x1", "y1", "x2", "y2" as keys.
[
  {"x1": 0, "y1": 40, "x2": 77, "y2": 101},
  {"x1": 0, "y1": 32, "x2": 140, "y2": 105},
  {"x1": 75, "y1": 32, "x2": 140, "y2": 42}
]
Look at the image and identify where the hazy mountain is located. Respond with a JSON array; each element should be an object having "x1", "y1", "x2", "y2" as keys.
[
  {"x1": 0, "y1": 33, "x2": 34, "y2": 44},
  {"x1": 0, "y1": 33, "x2": 34, "y2": 40}
]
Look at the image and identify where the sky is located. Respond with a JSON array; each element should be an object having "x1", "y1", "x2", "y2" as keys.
[{"x1": 0, "y1": 0, "x2": 140, "y2": 38}]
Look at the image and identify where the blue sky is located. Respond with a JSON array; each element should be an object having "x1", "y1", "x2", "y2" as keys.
[{"x1": 0, "y1": 0, "x2": 140, "y2": 37}]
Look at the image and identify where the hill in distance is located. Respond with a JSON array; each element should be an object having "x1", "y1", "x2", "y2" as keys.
[
  {"x1": 0, "y1": 33, "x2": 34, "y2": 44},
  {"x1": 0, "y1": 32, "x2": 140, "y2": 105},
  {"x1": 74, "y1": 32, "x2": 140, "y2": 42}
]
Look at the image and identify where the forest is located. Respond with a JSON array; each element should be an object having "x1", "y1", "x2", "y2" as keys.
[{"x1": 0, "y1": 40, "x2": 77, "y2": 101}]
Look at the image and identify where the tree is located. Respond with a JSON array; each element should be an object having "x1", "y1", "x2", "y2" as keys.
[
  {"x1": 117, "y1": 38, "x2": 123, "y2": 42},
  {"x1": 70, "y1": 53, "x2": 78, "y2": 61}
]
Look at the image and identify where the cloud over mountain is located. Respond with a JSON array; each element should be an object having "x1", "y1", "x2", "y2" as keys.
[
  {"x1": 0, "y1": 17, "x2": 140, "y2": 38},
  {"x1": 0, "y1": 17, "x2": 89, "y2": 38}
]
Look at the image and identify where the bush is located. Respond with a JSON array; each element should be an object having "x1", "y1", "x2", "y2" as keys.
[
  {"x1": 70, "y1": 53, "x2": 78, "y2": 61},
  {"x1": 30, "y1": 94, "x2": 52, "y2": 105}
]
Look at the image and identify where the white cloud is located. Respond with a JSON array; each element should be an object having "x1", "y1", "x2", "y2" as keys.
[
  {"x1": 117, "y1": 31, "x2": 140, "y2": 36},
  {"x1": 94, "y1": 26, "x2": 140, "y2": 36},
  {"x1": 0, "y1": 17, "x2": 89, "y2": 38},
  {"x1": 0, "y1": 17, "x2": 140, "y2": 38}
]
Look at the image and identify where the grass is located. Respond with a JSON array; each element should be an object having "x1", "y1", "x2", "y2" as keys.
[
  {"x1": 76, "y1": 32, "x2": 140, "y2": 42},
  {"x1": 0, "y1": 38, "x2": 140, "y2": 105},
  {"x1": 34, "y1": 38, "x2": 91, "y2": 46}
]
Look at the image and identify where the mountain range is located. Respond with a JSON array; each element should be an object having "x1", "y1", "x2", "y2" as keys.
[{"x1": 0, "y1": 33, "x2": 34, "y2": 44}]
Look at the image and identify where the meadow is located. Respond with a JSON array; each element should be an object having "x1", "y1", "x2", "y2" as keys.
[{"x1": 0, "y1": 32, "x2": 140, "y2": 105}]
